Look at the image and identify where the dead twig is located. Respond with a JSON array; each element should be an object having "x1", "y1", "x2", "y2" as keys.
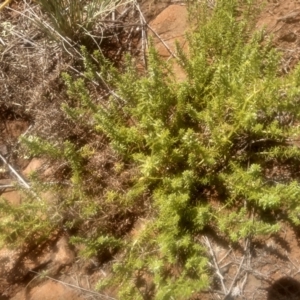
[
  {"x1": 0, "y1": 0, "x2": 12, "y2": 11},
  {"x1": 29, "y1": 270, "x2": 116, "y2": 300},
  {"x1": 285, "y1": 251, "x2": 300, "y2": 275},
  {"x1": 241, "y1": 264, "x2": 275, "y2": 283},
  {"x1": 96, "y1": 71, "x2": 127, "y2": 104},
  {"x1": 203, "y1": 236, "x2": 228, "y2": 295},
  {"x1": 146, "y1": 23, "x2": 177, "y2": 59},
  {"x1": 218, "y1": 248, "x2": 232, "y2": 265},
  {"x1": 224, "y1": 238, "x2": 249, "y2": 299},
  {"x1": 0, "y1": 184, "x2": 15, "y2": 189},
  {"x1": 240, "y1": 273, "x2": 248, "y2": 295},
  {"x1": 134, "y1": 0, "x2": 148, "y2": 69},
  {"x1": 0, "y1": 153, "x2": 30, "y2": 189},
  {"x1": 0, "y1": 153, "x2": 42, "y2": 201}
]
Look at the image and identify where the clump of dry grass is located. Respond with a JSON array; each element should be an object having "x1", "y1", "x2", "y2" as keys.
[
  {"x1": 0, "y1": 0, "x2": 140, "y2": 142},
  {"x1": 29, "y1": 0, "x2": 134, "y2": 52}
]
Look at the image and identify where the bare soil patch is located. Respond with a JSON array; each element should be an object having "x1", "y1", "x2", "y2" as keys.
[{"x1": 256, "y1": 0, "x2": 300, "y2": 72}]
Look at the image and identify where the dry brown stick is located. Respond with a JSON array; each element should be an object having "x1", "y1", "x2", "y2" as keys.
[
  {"x1": 116, "y1": 3, "x2": 132, "y2": 21},
  {"x1": 0, "y1": 153, "x2": 30, "y2": 189},
  {"x1": 78, "y1": 25, "x2": 103, "y2": 54},
  {"x1": 146, "y1": 23, "x2": 177, "y2": 59},
  {"x1": 122, "y1": 26, "x2": 134, "y2": 52},
  {"x1": 0, "y1": 184, "x2": 15, "y2": 189},
  {"x1": 134, "y1": 0, "x2": 148, "y2": 68},
  {"x1": 135, "y1": 1, "x2": 177, "y2": 58},
  {"x1": 224, "y1": 238, "x2": 249, "y2": 299},
  {"x1": 0, "y1": 39, "x2": 19, "y2": 60},
  {"x1": 203, "y1": 236, "x2": 228, "y2": 295},
  {"x1": 285, "y1": 251, "x2": 300, "y2": 273},
  {"x1": 139, "y1": 16, "x2": 147, "y2": 69},
  {"x1": 241, "y1": 263, "x2": 276, "y2": 283},
  {"x1": 218, "y1": 248, "x2": 232, "y2": 265},
  {"x1": 134, "y1": 1, "x2": 146, "y2": 30},
  {"x1": 0, "y1": 153, "x2": 42, "y2": 201},
  {"x1": 240, "y1": 273, "x2": 248, "y2": 295},
  {"x1": 141, "y1": 29, "x2": 148, "y2": 69},
  {"x1": 96, "y1": 71, "x2": 127, "y2": 104},
  {"x1": 10, "y1": 28, "x2": 38, "y2": 47},
  {"x1": 85, "y1": 275, "x2": 91, "y2": 290},
  {"x1": 0, "y1": 0, "x2": 12, "y2": 11},
  {"x1": 29, "y1": 270, "x2": 116, "y2": 300}
]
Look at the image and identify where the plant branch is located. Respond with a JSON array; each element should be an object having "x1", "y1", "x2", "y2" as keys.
[
  {"x1": 147, "y1": 24, "x2": 177, "y2": 59},
  {"x1": 203, "y1": 236, "x2": 228, "y2": 295},
  {"x1": 0, "y1": 153, "x2": 30, "y2": 189},
  {"x1": 224, "y1": 238, "x2": 249, "y2": 299},
  {"x1": 0, "y1": 154, "x2": 41, "y2": 201},
  {"x1": 0, "y1": 0, "x2": 12, "y2": 11}
]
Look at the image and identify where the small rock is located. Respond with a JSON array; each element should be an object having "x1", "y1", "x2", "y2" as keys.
[
  {"x1": 43, "y1": 166, "x2": 55, "y2": 177},
  {"x1": 0, "y1": 247, "x2": 20, "y2": 278},
  {"x1": 1, "y1": 190, "x2": 22, "y2": 205},
  {"x1": 149, "y1": 5, "x2": 189, "y2": 81},
  {"x1": 23, "y1": 158, "x2": 45, "y2": 177},
  {"x1": 11, "y1": 280, "x2": 84, "y2": 300},
  {"x1": 280, "y1": 32, "x2": 297, "y2": 43},
  {"x1": 0, "y1": 144, "x2": 8, "y2": 156},
  {"x1": 53, "y1": 236, "x2": 75, "y2": 266}
]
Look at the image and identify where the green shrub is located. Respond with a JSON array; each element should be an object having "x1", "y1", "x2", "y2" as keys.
[
  {"x1": 3, "y1": 0, "x2": 300, "y2": 298},
  {"x1": 0, "y1": 196, "x2": 53, "y2": 248},
  {"x1": 77, "y1": 0, "x2": 300, "y2": 297}
]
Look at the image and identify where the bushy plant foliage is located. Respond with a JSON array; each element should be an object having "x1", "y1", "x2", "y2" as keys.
[
  {"x1": 0, "y1": 194, "x2": 53, "y2": 248},
  {"x1": 3, "y1": 0, "x2": 300, "y2": 298},
  {"x1": 73, "y1": 1, "x2": 300, "y2": 297}
]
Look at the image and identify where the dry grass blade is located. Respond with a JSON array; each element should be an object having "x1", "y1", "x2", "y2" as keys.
[
  {"x1": 224, "y1": 238, "x2": 249, "y2": 300},
  {"x1": 0, "y1": 153, "x2": 43, "y2": 201},
  {"x1": 0, "y1": 0, "x2": 12, "y2": 11},
  {"x1": 0, "y1": 153, "x2": 30, "y2": 190},
  {"x1": 32, "y1": 0, "x2": 134, "y2": 50},
  {"x1": 202, "y1": 236, "x2": 228, "y2": 295},
  {"x1": 29, "y1": 270, "x2": 117, "y2": 300}
]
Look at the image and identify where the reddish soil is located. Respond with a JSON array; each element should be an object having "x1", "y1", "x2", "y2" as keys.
[
  {"x1": 11, "y1": 281, "x2": 83, "y2": 300},
  {"x1": 149, "y1": 4, "x2": 188, "y2": 81},
  {"x1": 2, "y1": 0, "x2": 300, "y2": 299},
  {"x1": 256, "y1": 0, "x2": 300, "y2": 72}
]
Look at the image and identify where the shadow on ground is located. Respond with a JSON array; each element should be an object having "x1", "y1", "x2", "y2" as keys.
[{"x1": 267, "y1": 276, "x2": 300, "y2": 300}]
